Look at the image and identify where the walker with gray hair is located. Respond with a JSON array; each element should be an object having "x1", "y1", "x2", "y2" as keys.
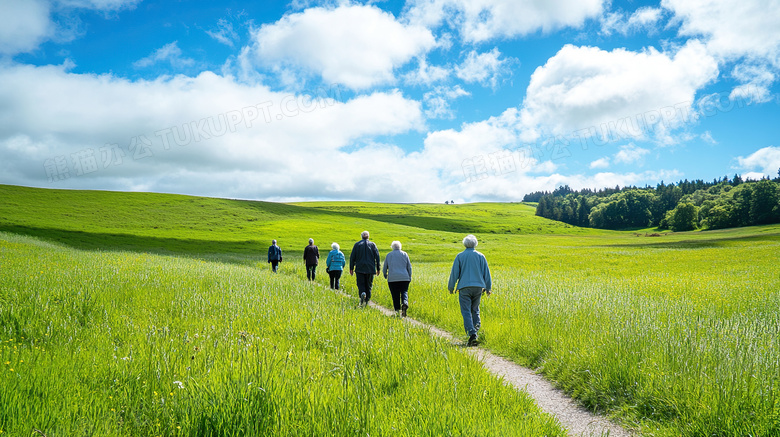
[
  {"x1": 448, "y1": 234, "x2": 492, "y2": 346},
  {"x1": 383, "y1": 240, "x2": 412, "y2": 317}
]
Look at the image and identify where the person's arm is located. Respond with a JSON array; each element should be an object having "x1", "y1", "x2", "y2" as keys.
[
  {"x1": 325, "y1": 251, "x2": 332, "y2": 268},
  {"x1": 373, "y1": 244, "x2": 381, "y2": 275},
  {"x1": 405, "y1": 253, "x2": 412, "y2": 279},
  {"x1": 447, "y1": 255, "x2": 460, "y2": 293},
  {"x1": 349, "y1": 245, "x2": 356, "y2": 275},
  {"x1": 483, "y1": 255, "x2": 492, "y2": 294}
]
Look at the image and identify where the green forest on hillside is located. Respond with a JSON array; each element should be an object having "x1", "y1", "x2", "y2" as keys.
[{"x1": 525, "y1": 172, "x2": 780, "y2": 231}]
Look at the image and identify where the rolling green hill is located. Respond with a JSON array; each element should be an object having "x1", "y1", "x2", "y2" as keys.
[{"x1": 3, "y1": 184, "x2": 780, "y2": 436}]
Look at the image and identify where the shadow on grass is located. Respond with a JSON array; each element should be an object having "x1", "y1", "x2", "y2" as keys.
[{"x1": 0, "y1": 224, "x2": 262, "y2": 265}]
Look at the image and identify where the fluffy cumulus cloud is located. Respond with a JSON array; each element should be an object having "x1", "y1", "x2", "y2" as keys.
[
  {"x1": 735, "y1": 146, "x2": 780, "y2": 177},
  {"x1": 601, "y1": 7, "x2": 664, "y2": 36},
  {"x1": 0, "y1": 0, "x2": 52, "y2": 56},
  {"x1": 455, "y1": 48, "x2": 513, "y2": 89},
  {"x1": 0, "y1": 63, "x2": 443, "y2": 201},
  {"x1": 614, "y1": 144, "x2": 650, "y2": 165},
  {"x1": 404, "y1": 0, "x2": 605, "y2": 42},
  {"x1": 423, "y1": 85, "x2": 470, "y2": 119},
  {"x1": 0, "y1": 0, "x2": 141, "y2": 56},
  {"x1": 662, "y1": 0, "x2": 780, "y2": 64},
  {"x1": 519, "y1": 41, "x2": 719, "y2": 141},
  {"x1": 249, "y1": 4, "x2": 436, "y2": 90},
  {"x1": 589, "y1": 157, "x2": 610, "y2": 169}
]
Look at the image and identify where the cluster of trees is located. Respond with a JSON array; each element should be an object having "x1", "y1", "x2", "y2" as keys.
[{"x1": 525, "y1": 171, "x2": 780, "y2": 231}]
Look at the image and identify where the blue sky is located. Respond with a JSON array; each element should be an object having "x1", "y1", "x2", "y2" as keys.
[{"x1": 1, "y1": 0, "x2": 779, "y2": 202}]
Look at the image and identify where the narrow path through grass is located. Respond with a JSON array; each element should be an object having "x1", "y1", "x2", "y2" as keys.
[{"x1": 326, "y1": 282, "x2": 635, "y2": 437}]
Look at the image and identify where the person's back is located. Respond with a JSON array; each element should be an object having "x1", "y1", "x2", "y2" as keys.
[
  {"x1": 303, "y1": 239, "x2": 320, "y2": 281},
  {"x1": 383, "y1": 248, "x2": 411, "y2": 282},
  {"x1": 267, "y1": 240, "x2": 282, "y2": 273},
  {"x1": 326, "y1": 248, "x2": 345, "y2": 270},
  {"x1": 448, "y1": 247, "x2": 491, "y2": 291},
  {"x1": 303, "y1": 244, "x2": 319, "y2": 265},
  {"x1": 350, "y1": 239, "x2": 380, "y2": 274},
  {"x1": 349, "y1": 231, "x2": 381, "y2": 305}
]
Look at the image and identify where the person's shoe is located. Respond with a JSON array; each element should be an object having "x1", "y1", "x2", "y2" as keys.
[
  {"x1": 359, "y1": 292, "x2": 366, "y2": 306},
  {"x1": 467, "y1": 334, "x2": 479, "y2": 346},
  {"x1": 401, "y1": 303, "x2": 408, "y2": 317}
]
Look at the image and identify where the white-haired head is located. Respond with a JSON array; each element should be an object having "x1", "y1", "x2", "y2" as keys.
[
  {"x1": 361, "y1": 230, "x2": 370, "y2": 239},
  {"x1": 391, "y1": 241, "x2": 402, "y2": 250},
  {"x1": 463, "y1": 234, "x2": 478, "y2": 248},
  {"x1": 308, "y1": 238, "x2": 314, "y2": 244},
  {"x1": 331, "y1": 242, "x2": 339, "y2": 250},
  {"x1": 272, "y1": 239, "x2": 277, "y2": 245}
]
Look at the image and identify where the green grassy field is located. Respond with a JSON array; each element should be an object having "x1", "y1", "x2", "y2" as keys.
[
  {"x1": 0, "y1": 233, "x2": 563, "y2": 437},
  {"x1": 2, "y1": 184, "x2": 780, "y2": 436}
]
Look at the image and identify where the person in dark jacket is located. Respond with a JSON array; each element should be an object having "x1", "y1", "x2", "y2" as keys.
[
  {"x1": 303, "y1": 238, "x2": 320, "y2": 281},
  {"x1": 382, "y1": 240, "x2": 412, "y2": 317},
  {"x1": 267, "y1": 239, "x2": 282, "y2": 273},
  {"x1": 349, "y1": 230, "x2": 380, "y2": 306},
  {"x1": 325, "y1": 242, "x2": 346, "y2": 290}
]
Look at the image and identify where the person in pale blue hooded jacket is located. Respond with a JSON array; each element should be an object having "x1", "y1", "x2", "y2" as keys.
[
  {"x1": 325, "y1": 242, "x2": 346, "y2": 290},
  {"x1": 447, "y1": 234, "x2": 492, "y2": 346},
  {"x1": 382, "y1": 240, "x2": 412, "y2": 317}
]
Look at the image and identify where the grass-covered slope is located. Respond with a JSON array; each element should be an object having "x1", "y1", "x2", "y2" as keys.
[
  {"x1": 3, "y1": 184, "x2": 780, "y2": 436},
  {"x1": 0, "y1": 233, "x2": 564, "y2": 436}
]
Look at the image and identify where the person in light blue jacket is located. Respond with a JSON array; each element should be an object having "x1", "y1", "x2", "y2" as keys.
[
  {"x1": 382, "y1": 240, "x2": 412, "y2": 317},
  {"x1": 447, "y1": 234, "x2": 492, "y2": 346},
  {"x1": 325, "y1": 242, "x2": 346, "y2": 290}
]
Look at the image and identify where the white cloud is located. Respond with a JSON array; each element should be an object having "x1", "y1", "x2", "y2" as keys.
[
  {"x1": 0, "y1": 63, "x2": 438, "y2": 202},
  {"x1": 519, "y1": 41, "x2": 719, "y2": 141},
  {"x1": 601, "y1": 7, "x2": 664, "y2": 36},
  {"x1": 133, "y1": 41, "x2": 195, "y2": 70},
  {"x1": 589, "y1": 157, "x2": 610, "y2": 169},
  {"x1": 0, "y1": 0, "x2": 52, "y2": 56},
  {"x1": 700, "y1": 131, "x2": 716, "y2": 144},
  {"x1": 614, "y1": 144, "x2": 650, "y2": 165},
  {"x1": 662, "y1": 0, "x2": 780, "y2": 64},
  {"x1": 206, "y1": 18, "x2": 240, "y2": 47},
  {"x1": 735, "y1": 146, "x2": 780, "y2": 177},
  {"x1": 404, "y1": 0, "x2": 606, "y2": 42},
  {"x1": 742, "y1": 172, "x2": 767, "y2": 181},
  {"x1": 455, "y1": 48, "x2": 513, "y2": 88},
  {"x1": 423, "y1": 85, "x2": 470, "y2": 119},
  {"x1": 403, "y1": 57, "x2": 450, "y2": 86},
  {"x1": 249, "y1": 4, "x2": 436, "y2": 90},
  {"x1": 728, "y1": 63, "x2": 776, "y2": 104}
]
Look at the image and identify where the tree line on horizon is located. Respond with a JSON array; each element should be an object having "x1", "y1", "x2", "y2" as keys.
[{"x1": 523, "y1": 169, "x2": 780, "y2": 231}]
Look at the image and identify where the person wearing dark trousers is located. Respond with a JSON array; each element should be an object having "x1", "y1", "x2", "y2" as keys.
[
  {"x1": 325, "y1": 242, "x2": 346, "y2": 290},
  {"x1": 267, "y1": 240, "x2": 282, "y2": 273},
  {"x1": 349, "y1": 230, "x2": 381, "y2": 306},
  {"x1": 382, "y1": 240, "x2": 412, "y2": 317},
  {"x1": 303, "y1": 238, "x2": 319, "y2": 281},
  {"x1": 447, "y1": 234, "x2": 492, "y2": 346}
]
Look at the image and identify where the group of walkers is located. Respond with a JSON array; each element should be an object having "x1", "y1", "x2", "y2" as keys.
[{"x1": 267, "y1": 231, "x2": 492, "y2": 346}]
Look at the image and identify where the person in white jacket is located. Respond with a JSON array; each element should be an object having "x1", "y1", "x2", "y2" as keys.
[{"x1": 382, "y1": 240, "x2": 412, "y2": 317}]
